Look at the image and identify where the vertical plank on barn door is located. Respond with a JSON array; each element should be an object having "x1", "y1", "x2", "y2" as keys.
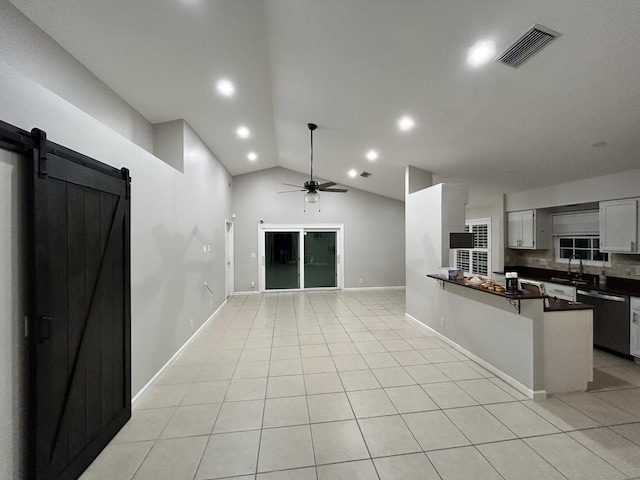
[
  {"x1": 85, "y1": 187, "x2": 102, "y2": 442},
  {"x1": 100, "y1": 191, "x2": 116, "y2": 427},
  {"x1": 66, "y1": 182, "x2": 88, "y2": 461}
]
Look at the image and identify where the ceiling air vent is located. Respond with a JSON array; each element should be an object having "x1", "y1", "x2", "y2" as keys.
[
  {"x1": 360, "y1": 171, "x2": 372, "y2": 178},
  {"x1": 494, "y1": 24, "x2": 561, "y2": 69}
]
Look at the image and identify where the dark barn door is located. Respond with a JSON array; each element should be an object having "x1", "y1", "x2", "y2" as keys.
[{"x1": 29, "y1": 129, "x2": 131, "y2": 480}]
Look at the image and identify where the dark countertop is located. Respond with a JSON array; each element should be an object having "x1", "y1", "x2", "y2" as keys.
[
  {"x1": 495, "y1": 267, "x2": 640, "y2": 298},
  {"x1": 544, "y1": 297, "x2": 594, "y2": 312},
  {"x1": 427, "y1": 274, "x2": 593, "y2": 312}
]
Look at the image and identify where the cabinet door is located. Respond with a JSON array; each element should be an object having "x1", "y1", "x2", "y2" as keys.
[
  {"x1": 520, "y1": 210, "x2": 535, "y2": 248},
  {"x1": 507, "y1": 212, "x2": 521, "y2": 247},
  {"x1": 600, "y1": 199, "x2": 638, "y2": 252}
]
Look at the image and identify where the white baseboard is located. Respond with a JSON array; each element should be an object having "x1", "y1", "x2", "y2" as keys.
[
  {"x1": 343, "y1": 286, "x2": 406, "y2": 291},
  {"x1": 404, "y1": 313, "x2": 546, "y2": 400},
  {"x1": 132, "y1": 300, "x2": 228, "y2": 408},
  {"x1": 235, "y1": 287, "x2": 405, "y2": 294}
]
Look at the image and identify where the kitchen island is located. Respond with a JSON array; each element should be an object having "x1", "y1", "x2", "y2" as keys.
[{"x1": 420, "y1": 275, "x2": 594, "y2": 399}]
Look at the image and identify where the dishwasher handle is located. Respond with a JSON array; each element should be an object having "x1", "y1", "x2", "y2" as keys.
[{"x1": 577, "y1": 290, "x2": 628, "y2": 302}]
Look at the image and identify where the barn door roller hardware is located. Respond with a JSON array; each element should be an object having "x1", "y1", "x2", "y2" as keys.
[{"x1": 31, "y1": 128, "x2": 48, "y2": 178}]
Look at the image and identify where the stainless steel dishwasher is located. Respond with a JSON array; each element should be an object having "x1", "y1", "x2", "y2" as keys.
[{"x1": 577, "y1": 289, "x2": 630, "y2": 356}]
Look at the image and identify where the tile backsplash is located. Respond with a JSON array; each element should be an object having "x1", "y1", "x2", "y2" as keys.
[{"x1": 506, "y1": 248, "x2": 640, "y2": 280}]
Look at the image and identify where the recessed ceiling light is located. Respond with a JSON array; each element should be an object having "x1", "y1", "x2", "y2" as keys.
[
  {"x1": 398, "y1": 116, "x2": 415, "y2": 132},
  {"x1": 366, "y1": 150, "x2": 379, "y2": 161},
  {"x1": 236, "y1": 126, "x2": 250, "y2": 139},
  {"x1": 348, "y1": 169, "x2": 358, "y2": 178},
  {"x1": 247, "y1": 151, "x2": 258, "y2": 161},
  {"x1": 467, "y1": 40, "x2": 496, "y2": 67},
  {"x1": 216, "y1": 79, "x2": 235, "y2": 97}
]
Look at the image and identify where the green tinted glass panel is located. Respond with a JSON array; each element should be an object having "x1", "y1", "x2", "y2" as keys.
[
  {"x1": 304, "y1": 231, "x2": 337, "y2": 288},
  {"x1": 265, "y1": 232, "x2": 299, "y2": 289}
]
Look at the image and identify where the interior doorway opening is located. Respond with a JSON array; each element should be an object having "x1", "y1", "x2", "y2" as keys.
[{"x1": 225, "y1": 220, "x2": 234, "y2": 298}]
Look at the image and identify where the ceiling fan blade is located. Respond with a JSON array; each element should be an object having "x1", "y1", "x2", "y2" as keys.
[
  {"x1": 316, "y1": 181, "x2": 336, "y2": 189},
  {"x1": 282, "y1": 183, "x2": 304, "y2": 188},
  {"x1": 320, "y1": 188, "x2": 348, "y2": 193},
  {"x1": 278, "y1": 189, "x2": 306, "y2": 193}
]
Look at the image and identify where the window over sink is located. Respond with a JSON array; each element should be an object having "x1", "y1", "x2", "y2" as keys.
[{"x1": 555, "y1": 236, "x2": 610, "y2": 266}]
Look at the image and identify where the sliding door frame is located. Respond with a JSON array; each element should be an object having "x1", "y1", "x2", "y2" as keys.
[{"x1": 258, "y1": 224, "x2": 344, "y2": 293}]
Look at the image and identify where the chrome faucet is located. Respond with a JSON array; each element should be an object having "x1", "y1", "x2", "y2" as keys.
[{"x1": 568, "y1": 254, "x2": 583, "y2": 278}]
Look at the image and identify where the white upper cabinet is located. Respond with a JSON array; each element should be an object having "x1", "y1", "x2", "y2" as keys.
[
  {"x1": 600, "y1": 199, "x2": 639, "y2": 253},
  {"x1": 507, "y1": 210, "x2": 550, "y2": 249}
]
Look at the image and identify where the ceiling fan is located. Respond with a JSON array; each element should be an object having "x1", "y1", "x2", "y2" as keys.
[{"x1": 279, "y1": 123, "x2": 348, "y2": 204}]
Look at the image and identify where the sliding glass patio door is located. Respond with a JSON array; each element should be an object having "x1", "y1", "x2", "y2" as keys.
[
  {"x1": 304, "y1": 231, "x2": 337, "y2": 288},
  {"x1": 264, "y1": 231, "x2": 300, "y2": 290},
  {"x1": 260, "y1": 226, "x2": 342, "y2": 291}
]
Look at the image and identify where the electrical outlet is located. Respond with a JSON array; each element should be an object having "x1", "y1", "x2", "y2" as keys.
[
  {"x1": 440, "y1": 318, "x2": 445, "y2": 327},
  {"x1": 636, "y1": 266, "x2": 640, "y2": 275},
  {"x1": 359, "y1": 278, "x2": 363, "y2": 283},
  {"x1": 539, "y1": 258, "x2": 547, "y2": 266},
  {"x1": 251, "y1": 281, "x2": 255, "y2": 288}
]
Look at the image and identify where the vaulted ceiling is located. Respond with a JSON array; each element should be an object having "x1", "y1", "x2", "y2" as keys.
[{"x1": 10, "y1": 0, "x2": 640, "y2": 203}]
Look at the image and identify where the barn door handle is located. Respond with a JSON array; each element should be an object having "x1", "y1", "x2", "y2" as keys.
[{"x1": 38, "y1": 316, "x2": 52, "y2": 341}]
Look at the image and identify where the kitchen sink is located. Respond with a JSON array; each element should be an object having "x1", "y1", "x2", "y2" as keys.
[{"x1": 550, "y1": 276, "x2": 588, "y2": 286}]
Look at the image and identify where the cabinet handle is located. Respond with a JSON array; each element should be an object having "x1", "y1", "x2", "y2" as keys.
[{"x1": 634, "y1": 312, "x2": 638, "y2": 323}]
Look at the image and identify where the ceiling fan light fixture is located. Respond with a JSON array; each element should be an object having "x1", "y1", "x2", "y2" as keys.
[{"x1": 304, "y1": 191, "x2": 320, "y2": 203}]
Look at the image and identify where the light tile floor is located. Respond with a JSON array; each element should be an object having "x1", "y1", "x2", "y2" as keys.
[{"x1": 81, "y1": 290, "x2": 640, "y2": 480}]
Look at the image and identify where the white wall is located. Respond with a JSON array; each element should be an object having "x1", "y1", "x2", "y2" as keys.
[
  {"x1": 0, "y1": 150, "x2": 27, "y2": 479},
  {"x1": 1, "y1": 59, "x2": 232, "y2": 393},
  {"x1": 405, "y1": 183, "x2": 468, "y2": 325},
  {"x1": 0, "y1": 6, "x2": 232, "y2": 476},
  {"x1": 0, "y1": 1, "x2": 153, "y2": 152},
  {"x1": 428, "y1": 284, "x2": 539, "y2": 393},
  {"x1": 231, "y1": 167, "x2": 405, "y2": 291},
  {"x1": 405, "y1": 165, "x2": 433, "y2": 196},
  {"x1": 153, "y1": 120, "x2": 185, "y2": 172},
  {"x1": 506, "y1": 168, "x2": 640, "y2": 212}
]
